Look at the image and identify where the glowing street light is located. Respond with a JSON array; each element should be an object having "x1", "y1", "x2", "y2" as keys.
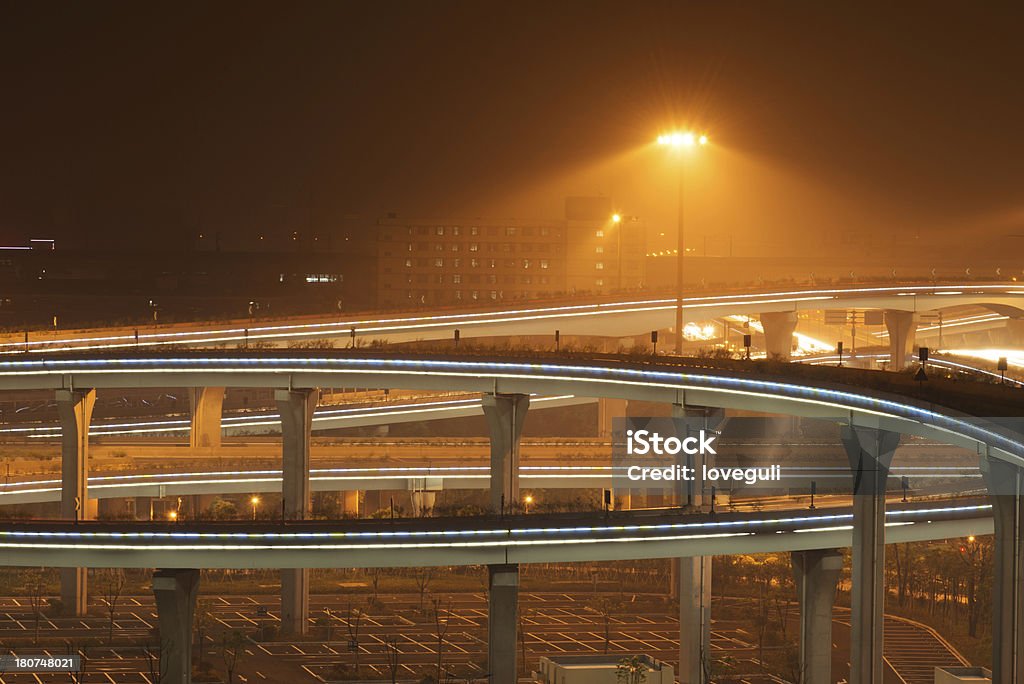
[
  {"x1": 611, "y1": 214, "x2": 624, "y2": 290},
  {"x1": 167, "y1": 510, "x2": 178, "y2": 521},
  {"x1": 523, "y1": 494, "x2": 534, "y2": 513},
  {"x1": 657, "y1": 129, "x2": 709, "y2": 353},
  {"x1": 250, "y1": 495, "x2": 260, "y2": 520}
]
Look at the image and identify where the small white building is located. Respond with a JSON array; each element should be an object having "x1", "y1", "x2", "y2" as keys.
[
  {"x1": 535, "y1": 654, "x2": 674, "y2": 684},
  {"x1": 934, "y1": 666, "x2": 992, "y2": 683}
]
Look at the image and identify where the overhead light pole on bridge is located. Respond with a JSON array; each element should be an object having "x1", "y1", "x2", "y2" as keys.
[{"x1": 657, "y1": 130, "x2": 709, "y2": 354}]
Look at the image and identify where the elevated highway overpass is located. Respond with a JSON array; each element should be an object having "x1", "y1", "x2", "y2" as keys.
[
  {"x1": 2, "y1": 282, "x2": 1023, "y2": 364},
  {"x1": 1, "y1": 350, "x2": 1023, "y2": 684}
]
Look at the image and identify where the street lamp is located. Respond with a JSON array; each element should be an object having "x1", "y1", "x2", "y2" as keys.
[
  {"x1": 250, "y1": 495, "x2": 260, "y2": 521},
  {"x1": 611, "y1": 214, "x2": 623, "y2": 290},
  {"x1": 523, "y1": 494, "x2": 534, "y2": 514},
  {"x1": 657, "y1": 130, "x2": 708, "y2": 354}
]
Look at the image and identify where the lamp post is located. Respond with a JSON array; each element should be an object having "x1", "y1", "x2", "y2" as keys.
[
  {"x1": 250, "y1": 495, "x2": 260, "y2": 521},
  {"x1": 657, "y1": 131, "x2": 708, "y2": 354},
  {"x1": 611, "y1": 213, "x2": 623, "y2": 290}
]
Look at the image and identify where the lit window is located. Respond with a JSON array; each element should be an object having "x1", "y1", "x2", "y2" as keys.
[
  {"x1": 451, "y1": 243, "x2": 459, "y2": 252},
  {"x1": 404, "y1": 259, "x2": 412, "y2": 267},
  {"x1": 471, "y1": 258, "x2": 479, "y2": 267},
  {"x1": 490, "y1": 290, "x2": 498, "y2": 299},
  {"x1": 453, "y1": 258, "x2": 461, "y2": 267},
  {"x1": 472, "y1": 290, "x2": 479, "y2": 300},
  {"x1": 435, "y1": 243, "x2": 444, "y2": 251},
  {"x1": 453, "y1": 274, "x2": 462, "y2": 284},
  {"x1": 505, "y1": 226, "x2": 516, "y2": 236},
  {"x1": 452, "y1": 226, "x2": 460, "y2": 236},
  {"x1": 469, "y1": 243, "x2": 479, "y2": 252},
  {"x1": 455, "y1": 290, "x2": 462, "y2": 299},
  {"x1": 595, "y1": 230, "x2": 604, "y2": 238},
  {"x1": 471, "y1": 226, "x2": 479, "y2": 236},
  {"x1": 522, "y1": 259, "x2": 530, "y2": 269},
  {"x1": 407, "y1": 243, "x2": 413, "y2": 251},
  {"x1": 489, "y1": 259, "x2": 496, "y2": 268},
  {"x1": 596, "y1": 278, "x2": 604, "y2": 286},
  {"x1": 436, "y1": 226, "x2": 445, "y2": 236},
  {"x1": 540, "y1": 259, "x2": 549, "y2": 269},
  {"x1": 435, "y1": 258, "x2": 444, "y2": 267},
  {"x1": 596, "y1": 246, "x2": 604, "y2": 254},
  {"x1": 596, "y1": 262, "x2": 604, "y2": 270}
]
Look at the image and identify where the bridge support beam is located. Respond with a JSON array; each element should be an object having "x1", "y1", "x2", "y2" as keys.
[
  {"x1": 57, "y1": 388, "x2": 96, "y2": 617},
  {"x1": 1006, "y1": 318, "x2": 1024, "y2": 346},
  {"x1": 982, "y1": 455, "x2": 1024, "y2": 683},
  {"x1": 488, "y1": 564, "x2": 519, "y2": 684},
  {"x1": 842, "y1": 424, "x2": 899, "y2": 684},
  {"x1": 791, "y1": 548, "x2": 844, "y2": 684},
  {"x1": 188, "y1": 387, "x2": 224, "y2": 448},
  {"x1": 884, "y1": 310, "x2": 918, "y2": 368},
  {"x1": 482, "y1": 393, "x2": 529, "y2": 513},
  {"x1": 275, "y1": 388, "x2": 317, "y2": 636},
  {"x1": 672, "y1": 405, "x2": 723, "y2": 683},
  {"x1": 152, "y1": 568, "x2": 200, "y2": 684},
  {"x1": 597, "y1": 397, "x2": 628, "y2": 438},
  {"x1": 759, "y1": 311, "x2": 798, "y2": 360},
  {"x1": 678, "y1": 555, "x2": 711, "y2": 683}
]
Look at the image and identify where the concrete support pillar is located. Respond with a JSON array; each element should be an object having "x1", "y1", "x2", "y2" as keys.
[
  {"x1": 188, "y1": 387, "x2": 224, "y2": 449},
  {"x1": 791, "y1": 549, "x2": 844, "y2": 684},
  {"x1": 57, "y1": 388, "x2": 96, "y2": 617},
  {"x1": 841, "y1": 425, "x2": 899, "y2": 684},
  {"x1": 488, "y1": 564, "x2": 519, "y2": 684},
  {"x1": 152, "y1": 568, "x2": 200, "y2": 684},
  {"x1": 759, "y1": 311, "x2": 798, "y2": 360},
  {"x1": 410, "y1": 491, "x2": 436, "y2": 516},
  {"x1": 342, "y1": 490, "x2": 360, "y2": 516},
  {"x1": 671, "y1": 406, "x2": 723, "y2": 683},
  {"x1": 597, "y1": 397, "x2": 628, "y2": 438},
  {"x1": 274, "y1": 388, "x2": 316, "y2": 636},
  {"x1": 1005, "y1": 318, "x2": 1024, "y2": 347},
  {"x1": 982, "y1": 455, "x2": 1024, "y2": 683},
  {"x1": 482, "y1": 393, "x2": 529, "y2": 513},
  {"x1": 678, "y1": 555, "x2": 712, "y2": 683},
  {"x1": 276, "y1": 388, "x2": 316, "y2": 519},
  {"x1": 884, "y1": 310, "x2": 918, "y2": 368}
]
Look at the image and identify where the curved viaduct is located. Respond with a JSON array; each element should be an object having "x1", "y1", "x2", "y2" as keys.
[
  {"x1": 3, "y1": 282, "x2": 1024, "y2": 364},
  {"x1": 2, "y1": 351, "x2": 1023, "y2": 684}
]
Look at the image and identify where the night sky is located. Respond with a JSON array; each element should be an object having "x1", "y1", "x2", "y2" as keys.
[{"x1": 2, "y1": 1, "x2": 1023, "y2": 254}]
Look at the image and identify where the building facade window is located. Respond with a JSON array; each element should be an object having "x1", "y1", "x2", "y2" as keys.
[
  {"x1": 434, "y1": 258, "x2": 444, "y2": 267},
  {"x1": 596, "y1": 262, "x2": 604, "y2": 270}
]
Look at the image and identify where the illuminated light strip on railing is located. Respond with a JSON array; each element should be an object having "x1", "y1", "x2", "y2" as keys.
[
  {"x1": 0, "y1": 505, "x2": 992, "y2": 551},
  {"x1": 0, "y1": 355, "x2": 1020, "y2": 463},
  {"x1": 2, "y1": 283, "x2": 1022, "y2": 354}
]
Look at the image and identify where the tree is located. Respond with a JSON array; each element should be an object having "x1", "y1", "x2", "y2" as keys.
[
  {"x1": 430, "y1": 597, "x2": 452, "y2": 682},
  {"x1": 616, "y1": 655, "x2": 649, "y2": 684},
  {"x1": 518, "y1": 607, "x2": 535, "y2": 674},
  {"x1": 593, "y1": 596, "x2": 621, "y2": 655},
  {"x1": 219, "y1": 630, "x2": 245, "y2": 684},
  {"x1": 25, "y1": 570, "x2": 46, "y2": 644},
  {"x1": 345, "y1": 603, "x2": 364, "y2": 677},
  {"x1": 384, "y1": 635, "x2": 401, "y2": 684},
  {"x1": 144, "y1": 637, "x2": 171, "y2": 684},
  {"x1": 415, "y1": 569, "x2": 433, "y2": 612},
  {"x1": 194, "y1": 598, "x2": 214, "y2": 665},
  {"x1": 100, "y1": 568, "x2": 127, "y2": 645}
]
